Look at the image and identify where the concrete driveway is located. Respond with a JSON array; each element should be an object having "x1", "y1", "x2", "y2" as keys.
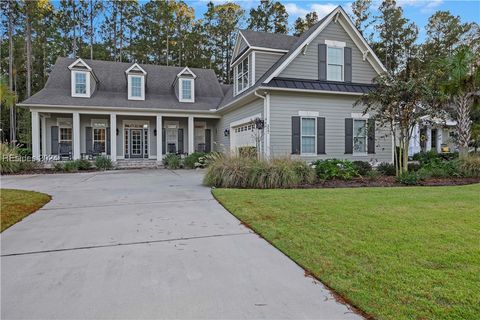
[{"x1": 1, "y1": 169, "x2": 361, "y2": 319}]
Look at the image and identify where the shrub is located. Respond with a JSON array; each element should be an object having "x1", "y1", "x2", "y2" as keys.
[
  {"x1": 417, "y1": 160, "x2": 461, "y2": 178},
  {"x1": 412, "y1": 150, "x2": 439, "y2": 164},
  {"x1": 184, "y1": 152, "x2": 206, "y2": 169},
  {"x1": 459, "y1": 155, "x2": 480, "y2": 177},
  {"x1": 63, "y1": 161, "x2": 79, "y2": 172},
  {"x1": 312, "y1": 159, "x2": 359, "y2": 180},
  {"x1": 365, "y1": 169, "x2": 381, "y2": 181},
  {"x1": 95, "y1": 156, "x2": 113, "y2": 170},
  {"x1": 407, "y1": 162, "x2": 421, "y2": 172},
  {"x1": 377, "y1": 162, "x2": 396, "y2": 176},
  {"x1": 17, "y1": 148, "x2": 32, "y2": 157},
  {"x1": 353, "y1": 161, "x2": 372, "y2": 176},
  {"x1": 203, "y1": 156, "x2": 315, "y2": 188},
  {"x1": 53, "y1": 162, "x2": 64, "y2": 172},
  {"x1": 163, "y1": 154, "x2": 182, "y2": 169},
  {"x1": 0, "y1": 143, "x2": 38, "y2": 174},
  {"x1": 75, "y1": 159, "x2": 92, "y2": 170},
  {"x1": 396, "y1": 171, "x2": 423, "y2": 186}
]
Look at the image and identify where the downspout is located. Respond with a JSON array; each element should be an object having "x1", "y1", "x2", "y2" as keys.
[{"x1": 254, "y1": 90, "x2": 270, "y2": 158}]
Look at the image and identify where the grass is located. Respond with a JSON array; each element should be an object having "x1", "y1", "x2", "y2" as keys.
[
  {"x1": 213, "y1": 184, "x2": 480, "y2": 320},
  {"x1": 1, "y1": 189, "x2": 51, "y2": 232}
]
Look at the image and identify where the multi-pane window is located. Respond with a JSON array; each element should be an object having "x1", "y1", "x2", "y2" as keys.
[
  {"x1": 181, "y1": 79, "x2": 192, "y2": 100},
  {"x1": 353, "y1": 119, "x2": 367, "y2": 153},
  {"x1": 236, "y1": 56, "x2": 249, "y2": 94},
  {"x1": 327, "y1": 47, "x2": 343, "y2": 81},
  {"x1": 59, "y1": 127, "x2": 72, "y2": 146},
  {"x1": 131, "y1": 76, "x2": 142, "y2": 97},
  {"x1": 75, "y1": 72, "x2": 87, "y2": 94},
  {"x1": 93, "y1": 128, "x2": 106, "y2": 153},
  {"x1": 301, "y1": 118, "x2": 316, "y2": 154}
]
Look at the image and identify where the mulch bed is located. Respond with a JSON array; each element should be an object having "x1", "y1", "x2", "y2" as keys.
[{"x1": 305, "y1": 176, "x2": 480, "y2": 188}]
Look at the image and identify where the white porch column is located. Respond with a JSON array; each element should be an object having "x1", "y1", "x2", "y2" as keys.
[
  {"x1": 41, "y1": 116, "x2": 47, "y2": 159},
  {"x1": 73, "y1": 112, "x2": 81, "y2": 160},
  {"x1": 188, "y1": 116, "x2": 194, "y2": 154},
  {"x1": 426, "y1": 128, "x2": 432, "y2": 152},
  {"x1": 156, "y1": 115, "x2": 162, "y2": 160},
  {"x1": 110, "y1": 114, "x2": 117, "y2": 161},
  {"x1": 31, "y1": 111, "x2": 40, "y2": 161}
]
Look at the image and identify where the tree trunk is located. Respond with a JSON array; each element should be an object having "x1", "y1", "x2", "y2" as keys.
[
  {"x1": 455, "y1": 95, "x2": 472, "y2": 159},
  {"x1": 72, "y1": 0, "x2": 77, "y2": 57},
  {"x1": 8, "y1": 0, "x2": 16, "y2": 143},
  {"x1": 25, "y1": 3, "x2": 32, "y2": 99},
  {"x1": 90, "y1": 0, "x2": 94, "y2": 59}
]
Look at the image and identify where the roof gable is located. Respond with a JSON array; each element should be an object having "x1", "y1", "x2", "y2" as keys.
[
  {"x1": 125, "y1": 63, "x2": 147, "y2": 74},
  {"x1": 68, "y1": 58, "x2": 92, "y2": 71},
  {"x1": 177, "y1": 66, "x2": 197, "y2": 79}
]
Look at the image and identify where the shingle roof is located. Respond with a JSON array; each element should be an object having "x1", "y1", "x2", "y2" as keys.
[
  {"x1": 21, "y1": 57, "x2": 225, "y2": 111},
  {"x1": 265, "y1": 78, "x2": 375, "y2": 94},
  {"x1": 239, "y1": 29, "x2": 298, "y2": 51}
]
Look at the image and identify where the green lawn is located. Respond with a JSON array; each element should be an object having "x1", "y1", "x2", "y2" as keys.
[
  {"x1": 1, "y1": 189, "x2": 51, "y2": 232},
  {"x1": 213, "y1": 184, "x2": 480, "y2": 320}
]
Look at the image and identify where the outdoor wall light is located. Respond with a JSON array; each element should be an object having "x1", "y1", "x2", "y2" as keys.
[
  {"x1": 116, "y1": 128, "x2": 119, "y2": 136},
  {"x1": 154, "y1": 129, "x2": 157, "y2": 136},
  {"x1": 254, "y1": 118, "x2": 265, "y2": 130},
  {"x1": 224, "y1": 129, "x2": 230, "y2": 137}
]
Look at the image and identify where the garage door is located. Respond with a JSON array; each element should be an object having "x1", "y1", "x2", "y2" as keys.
[{"x1": 231, "y1": 123, "x2": 257, "y2": 151}]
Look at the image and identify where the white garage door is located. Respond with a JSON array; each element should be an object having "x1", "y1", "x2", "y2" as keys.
[{"x1": 231, "y1": 123, "x2": 257, "y2": 151}]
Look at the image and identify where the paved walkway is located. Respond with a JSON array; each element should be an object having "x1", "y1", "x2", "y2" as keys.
[{"x1": 1, "y1": 169, "x2": 361, "y2": 319}]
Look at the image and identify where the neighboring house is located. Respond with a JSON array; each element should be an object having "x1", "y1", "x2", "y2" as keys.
[
  {"x1": 20, "y1": 6, "x2": 393, "y2": 164},
  {"x1": 408, "y1": 116, "x2": 458, "y2": 156}
]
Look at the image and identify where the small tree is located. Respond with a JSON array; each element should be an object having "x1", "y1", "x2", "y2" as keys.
[
  {"x1": 440, "y1": 46, "x2": 480, "y2": 158},
  {"x1": 0, "y1": 76, "x2": 17, "y2": 144},
  {"x1": 355, "y1": 75, "x2": 442, "y2": 176}
]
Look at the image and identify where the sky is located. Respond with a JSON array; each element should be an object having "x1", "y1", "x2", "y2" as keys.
[{"x1": 190, "y1": 0, "x2": 480, "y2": 42}]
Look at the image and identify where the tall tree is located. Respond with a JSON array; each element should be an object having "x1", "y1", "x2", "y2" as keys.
[
  {"x1": 247, "y1": 0, "x2": 288, "y2": 34},
  {"x1": 373, "y1": 0, "x2": 418, "y2": 76},
  {"x1": 350, "y1": 0, "x2": 372, "y2": 37},
  {"x1": 293, "y1": 11, "x2": 318, "y2": 36}
]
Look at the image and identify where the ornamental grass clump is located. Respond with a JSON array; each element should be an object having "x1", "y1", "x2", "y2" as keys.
[
  {"x1": 203, "y1": 155, "x2": 315, "y2": 188},
  {"x1": 459, "y1": 155, "x2": 480, "y2": 177}
]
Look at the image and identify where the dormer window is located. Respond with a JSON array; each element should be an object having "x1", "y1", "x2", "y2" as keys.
[
  {"x1": 125, "y1": 63, "x2": 147, "y2": 101},
  {"x1": 235, "y1": 55, "x2": 249, "y2": 95},
  {"x1": 326, "y1": 40, "x2": 345, "y2": 82},
  {"x1": 68, "y1": 58, "x2": 94, "y2": 98},
  {"x1": 177, "y1": 67, "x2": 196, "y2": 103}
]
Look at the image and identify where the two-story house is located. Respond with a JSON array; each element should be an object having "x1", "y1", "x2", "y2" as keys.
[{"x1": 19, "y1": 6, "x2": 393, "y2": 164}]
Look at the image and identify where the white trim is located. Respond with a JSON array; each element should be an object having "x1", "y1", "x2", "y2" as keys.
[
  {"x1": 264, "y1": 6, "x2": 387, "y2": 83},
  {"x1": 72, "y1": 112, "x2": 81, "y2": 160},
  {"x1": 127, "y1": 74, "x2": 145, "y2": 100},
  {"x1": 325, "y1": 40, "x2": 346, "y2": 48},
  {"x1": 234, "y1": 54, "x2": 250, "y2": 95},
  {"x1": 232, "y1": 31, "x2": 252, "y2": 61},
  {"x1": 31, "y1": 111, "x2": 40, "y2": 160},
  {"x1": 125, "y1": 63, "x2": 147, "y2": 75},
  {"x1": 351, "y1": 112, "x2": 369, "y2": 119},
  {"x1": 229, "y1": 113, "x2": 262, "y2": 128},
  {"x1": 250, "y1": 46, "x2": 288, "y2": 53},
  {"x1": 188, "y1": 116, "x2": 194, "y2": 154},
  {"x1": 260, "y1": 86, "x2": 364, "y2": 96},
  {"x1": 71, "y1": 70, "x2": 91, "y2": 98},
  {"x1": 352, "y1": 117, "x2": 368, "y2": 155},
  {"x1": 300, "y1": 117, "x2": 317, "y2": 156},
  {"x1": 122, "y1": 119, "x2": 150, "y2": 159},
  {"x1": 110, "y1": 114, "x2": 117, "y2": 161},
  {"x1": 177, "y1": 67, "x2": 197, "y2": 79},
  {"x1": 251, "y1": 51, "x2": 256, "y2": 85},
  {"x1": 179, "y1": 78, "x2": 195, "y2": 103},
  {"x1": 68, "y1": 58, "x2": 92, "y2": 71},
  {"x1": 299, "y1": 111, "x2": 319, "y2": 117},
  {"x1": 231, "y1": 47, "x2": 285, "y2": 69}
]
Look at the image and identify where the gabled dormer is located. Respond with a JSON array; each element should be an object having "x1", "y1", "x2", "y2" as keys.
[
  {"x1": 126, "y1": 63, "x2": 147, "y2": 101},
  {"x1": 176, "y1": 67, "x2": 196, "y2": 103},
  {"x1": 68, "y1": 58, "x2": 97, "y2": 98}
]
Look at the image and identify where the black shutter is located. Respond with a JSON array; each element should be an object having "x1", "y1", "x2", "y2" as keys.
[
  {"x1": 162, "y1": 128, "x2": 166, "y2": 154},
  {"x1": 368, "y1": 119, "x2": 375, "y2": 154},
  {"x1": 317, "y1": 117, "x2": 325, "y2": 154},
  {"x1": 205, "y1": 129, "x2": 211, "y2": 153},
  {"x1": 86, "y1": 127, "x2": 93, "y2": 155},
  {"x1": 345, "y1": 118, "x2": 353, "y2": 154},
  {"x1": 291, "y1": 116, "x2": 301, "y2": 154},
  {"x1": 106, "y1": 127, "x2": 111, "y2": 155},
  {"x1": 344, "y1": 47, "x2": 352, "y2": 83},
  {"x1": 178, "y1": 128, "x2": 184, "y2": 154},
  {"x1": 51, "y1": 126, "x2": 59, "y2": 155},
  {"x1": 318, "y1": 44, "x2": 327, "y2": 81}
]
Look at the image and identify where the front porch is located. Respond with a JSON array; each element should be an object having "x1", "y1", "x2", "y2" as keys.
[{"x1": 31, "y1": 110, "x2": 219, "y2": 162}]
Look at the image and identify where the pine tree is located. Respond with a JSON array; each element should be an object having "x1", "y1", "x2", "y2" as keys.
[
  {"x1": 293, "y1": 11, "x2": 318, "y2": 36},
  {"x1": 247, "y1": 0, "x2": 288, "y2": 34}
]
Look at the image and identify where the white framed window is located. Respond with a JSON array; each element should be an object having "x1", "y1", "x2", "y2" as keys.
[
  {"x1": 301, "y1": 117, "x2": 316, "y2": 155},
  {"x1": 179, "y1": 78, "x2": 194, "y2": 102},
  {"x1": 327, "y1": 46, "x2": 344, "y2": 81},
  {"x1": 93, "y1": 128, "x2": 106, "y2": 153},
  {"x1": 71, "y1": 71, "x2": 90, "y2": 97},
  {"x1": 353, "y1": 119, "x2": 367, "y2": 153},
  {"x1": 235, "y1": 56, "x2": 249, "y2": 95},
  {"x1": 60, "y1": 127, "x2": 72, "y2": 145},
  {"x1": 128, "y1": 75, "x2": 145, "y2": 100}
]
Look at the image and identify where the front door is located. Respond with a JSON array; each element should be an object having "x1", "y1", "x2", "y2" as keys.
[{"x1": 130, "y1": 129, "x2": 143, "y2": 158}]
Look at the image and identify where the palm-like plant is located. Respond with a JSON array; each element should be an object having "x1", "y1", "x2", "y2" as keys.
[{"x1": 441, "y1": 46, "x2": 480, "y2": 157}]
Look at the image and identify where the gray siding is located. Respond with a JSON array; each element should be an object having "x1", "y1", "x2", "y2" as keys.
[
  {"x1": 279, "y1": 20, "x2": 377, "y2": 84},
  {"x1": 255, "y1": 52, "x2": 282, "y2": 82},
  {"x1": 236, "y1": 36, "x2": 249, "y2": 58},
  {"x1": 269, "y1": 92, "x2": 393, "y2": 163},
  {"x1": 215, "y1": 99, "x2": 264, "y2": 152}
]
